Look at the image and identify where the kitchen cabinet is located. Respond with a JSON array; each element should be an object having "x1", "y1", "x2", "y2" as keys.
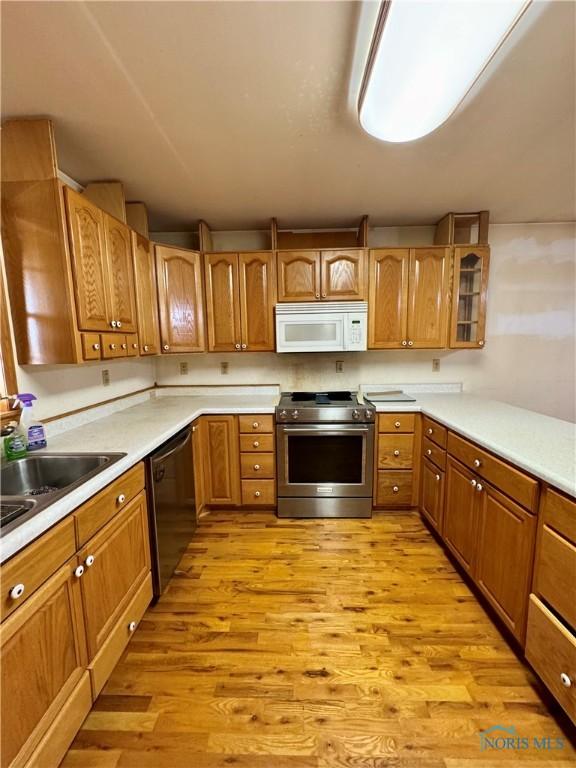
[
  {"x1": 443, "y1": 456, "x2": 478, "y2": 575},
  {"x1": 192, "y1": 420, "x2": 206, "y2": 518},
  {"x1": 277, "y1": 249, "x2": 366, "y2": 302},
  {"x1": 239, "y1": 414, "x2": 276, "y2": 507},
  {"x1": 204, "y1": 251, "x2": 275, "y2": 352},
  {"x1": 132, "y1": 232, "x2": 161, "y2": 355},
  {"x1": 201, "y1": 415, "x2": 241, "y2": 506},
  {"x1": 103, "y1": 213, "x2": 138, "y2": 333},
  {"x1": 420, "y1": 458, "x2": 445, "y2": 534},
  {"x1": 156, "y1": 245, "x2": 205, "y2": 353},
  {"x1": 374, "y1": 413, "x2": 420, "y2": 508},
  {"x1": 450, "y1": 246, "x2": 490, "y2": 348},
  {"x1": 369, "y1": 247, "x2": 450, "y2": 348},
  {"x1": 0, "y1": 558, "x2": 89, "y2": 768}
]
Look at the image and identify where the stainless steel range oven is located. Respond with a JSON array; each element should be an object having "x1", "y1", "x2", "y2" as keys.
[{"x1": 276, "y1": 391, "x2": 375, "y2": 518}]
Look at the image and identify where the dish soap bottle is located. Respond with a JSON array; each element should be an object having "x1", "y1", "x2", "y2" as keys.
[
  {"x1": 3, "y1": 421, "x2": 27, "y2": 460},
  {"x1": 17, "y1": 393, "x2": 47, "y2": 451}
]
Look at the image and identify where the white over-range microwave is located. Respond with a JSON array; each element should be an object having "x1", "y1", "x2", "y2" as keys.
[{"x1": 275, "y1": 301, "x2": 368, "y2": 353}]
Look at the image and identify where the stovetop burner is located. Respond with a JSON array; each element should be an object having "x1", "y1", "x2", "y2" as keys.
[
  {"x1": 290, "y1": 391, "x2": 353, "y2": 404},
  {"x1": 277, "y1": 390, "x2": 375, "y2": 423}
]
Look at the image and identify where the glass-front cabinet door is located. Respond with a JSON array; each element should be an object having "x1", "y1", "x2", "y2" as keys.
[{"x1": 450, "y1": 246, "x2": 490, "y2": 348}]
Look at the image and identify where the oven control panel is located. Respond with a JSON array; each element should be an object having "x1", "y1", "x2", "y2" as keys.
[{"x1": 276, "y1": 407, "x2": 375, "y2": 423}]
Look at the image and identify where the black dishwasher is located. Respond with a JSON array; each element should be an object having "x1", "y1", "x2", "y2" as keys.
[{"x1": 147, "y1": 426, "x2": 196, "y2": 598}]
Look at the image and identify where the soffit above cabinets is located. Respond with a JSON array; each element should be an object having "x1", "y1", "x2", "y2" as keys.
[{"x1": 1, "y1": 1, "x2": 574, "y2": 230}]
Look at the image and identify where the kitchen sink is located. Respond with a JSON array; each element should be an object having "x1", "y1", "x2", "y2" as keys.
[{"x1": 0, "y1": 452, "x2": 126, "y2": 532}]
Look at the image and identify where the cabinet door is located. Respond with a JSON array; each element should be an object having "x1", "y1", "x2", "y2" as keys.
[
  {"x1": 204, "y1": 253, "x2": 241, "y2": 352},
  {"x1": 201, "y1": 415, "x2": 241, "y2": 506},
  {"x1": 156, "y1": 245, "x2": 205, "y2": 353},
  {"x1": 475, "y1": 483, "x2": 536, "y2": 642},
  {"x1": 239, "y1": 251, "x2": 275, "y2": 351},
  {"x1": 321, "y1": 249, "x2": 367, "y2": 300},
  {"x1": 104, "y1": 214, "x2": 138, "y2": 332},
  {"x1": 407, "y1": 247, "x2": 451, "y2": 348},
  {"x1": 79, "y1": 491, "x2": 150, "y2": 659},
  {"x1": 192, "y1": 421, "x2": 206, "y2": 517},
  {"x1": 368, "y1": 249, "x2": 409, "y2": 348},
  {"x1": 64, "y1": 187, "x2": 110, "y2": 332},
  {"x1": 0, "y1": 558, "x2": 88, "y2": 767},
  {"x1": 132, "y1": 232, "x2": 161, "y2": 354},
  {"x1": 450, "y1": 246, "x2": 490, "y2": 349},
  {"x1": 420, "y1": 458, "x2": 445, "y2": 534},
  {"x1": 277, "y1": 250, "x2": 321, "y2": 302},
  {"x1": 444, "y1": 456, "x2": 479, "y2": 574}
]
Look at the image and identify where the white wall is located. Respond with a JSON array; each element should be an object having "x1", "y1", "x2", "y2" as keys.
[{"x1": 155, "y1": 222, "x2": 576, "y2": 422}]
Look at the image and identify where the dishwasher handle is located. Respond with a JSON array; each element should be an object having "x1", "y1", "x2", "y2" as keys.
[{"x1": 151, "y1": 427, "x2": 192, "y2": 472}]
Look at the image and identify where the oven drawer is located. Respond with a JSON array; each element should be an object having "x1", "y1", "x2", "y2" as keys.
[
  {"x1": 422, "y1": 437, "x2": 446, "y2": 471},
  {"x1": 241, "y1": 480, "x2": 276, "y2": 506},
  {"x1": 375, "y1": 471, "x2": 413, "y2": 506},
  {"x1": 239, "y1": 415, "x2": 274, "y2": 434},
  {"x1": 240, "y1": 453, "x2": 275, "y2": 479},
  {"x1": 377, "y1": 434, "x2": 414, "y2": 469},
  {"x1": 378, "y1": 413, "x2": 415, "y2": 433},
  {"x1": 240, "y1": 434, "x2": 275, "y2": 453}
]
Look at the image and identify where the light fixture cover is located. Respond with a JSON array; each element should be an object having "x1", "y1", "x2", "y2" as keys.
[{"x1": 359, "y1": 0, "x2": 530, "y2": 143}]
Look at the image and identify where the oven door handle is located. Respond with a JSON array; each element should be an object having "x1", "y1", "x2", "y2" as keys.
[{"x1": 279, "y1": 427, "x2": 371, "y2": 433}]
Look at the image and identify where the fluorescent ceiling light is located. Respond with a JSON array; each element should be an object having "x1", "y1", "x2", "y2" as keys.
[{"x1": 359, "y1": 0, "x2": 531, "y2": 143}]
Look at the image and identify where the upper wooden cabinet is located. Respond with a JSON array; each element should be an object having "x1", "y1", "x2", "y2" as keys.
[
  {"x1": 103, "y1": 213, "x2": 137, "y2": 333},
  {"x1": 368, "y1": 247, "x2": 451, "y2": 349},
  {"x1": 156, "y1": 245, "x2": 205, "y2": 353},
  {"x1": 204, "y1": 251, "x2": 275, "y2": 352},
  {"x1": 132, "y1": 232, "x2": 161, "y2": 355},
  {"x1": 450, "y1": 246, "x2": 490, "y2": 348},
  {"x1": 277, "y1": 249, "x2": 366, "y2": 302}
]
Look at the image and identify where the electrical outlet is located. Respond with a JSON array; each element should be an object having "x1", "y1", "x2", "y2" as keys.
[
  {"x1": 101, "y1": 369, "x2": 110, "y2": 386},
  {"x1": 335, "y1": 360, "x2": 344, "y2": 373},
  {"x1": 180, "y1": 361, "x2": 189, "y2": 376},
  {"x1": 432, "y1": 358, "x2": 440, "y2": 372},
  {"x1": 220, "y1": 362, "x2": 229, "y2": 375}
]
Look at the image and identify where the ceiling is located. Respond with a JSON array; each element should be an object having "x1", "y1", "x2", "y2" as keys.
[{"x1": 1, "y1": 1, "x2": 575, "y2": 230}]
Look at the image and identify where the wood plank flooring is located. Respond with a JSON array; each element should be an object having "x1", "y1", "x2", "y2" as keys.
[{"x1": 62, "y1": 510, "x2": 575, "y2": 767}]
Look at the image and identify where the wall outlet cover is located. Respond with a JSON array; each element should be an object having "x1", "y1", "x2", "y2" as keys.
[
  {"x1": 432, "y1": 359, "x2": 440, "y2": 372},
  {"x1": 101, "y1": 369, "x2": 110, "y2": 386},
  {"x1": 336, "y1": 360, "x2": 344, "y2": 373},
  {"x1": 180, "y1": 361, "x2": 189, "y2": 376},
  {"x1": 220, "y1": 362, "x2": 229, "y2": 375}
]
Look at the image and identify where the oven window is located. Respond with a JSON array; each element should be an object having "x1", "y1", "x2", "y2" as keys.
[
  {"x1": 287, "y1": 435, "x2": 363, "y2": 484},
  {"x1": 285, "y1": 323, "x2": 338, "y2": 342}
]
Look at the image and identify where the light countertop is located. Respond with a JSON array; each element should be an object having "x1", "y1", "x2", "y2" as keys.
[{"x1": 1, "y1": 388, "x2": 574, "y2": 563}]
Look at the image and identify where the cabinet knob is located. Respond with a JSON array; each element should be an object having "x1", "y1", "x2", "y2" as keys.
[
  {"x1": 128, "y1": 621, "x2": 137, "y2": 633},
  {"x1": 253, "y1": 464, "x2": 261, "y2": 471},
  {"x1": 92, "y1": 343, "x2": 100, "y2": 351},
  {"x1": 393, "y1": 450, "x2": 400, "y2": 457},
  {"x1": 121, "y1": 343, "x2": 127, "y2": 350},
  {"x1": 9, "y1": 583, "x2": 25, "y2": 600},
  {"x1": 315, "y1": 293, "x2": 320, "y2": 299},
  {"x1": 85, "y1": 554, "x2": 95, "y2": 567},
  {"x1": 435, "y1": 474, "x2": 440, "y2": 481},
  {"x1": 407, "y1": 340, "x2": 414, "y2": 347},
  {"x1": 476, "y1": 483, "x2": 483, "y2": 492},
  {"x1": 132, "y1": 343, "x2": 138, "y2": 349},
  {"x1": 143, "y1": 345, "x2": 149, "y2": 352},
  {"x1": 74, "y1": 565, "x2": 84, "y2": 578},
  {"x1": 473, "y1": 459, "x2": 481, "y2": 468},
  {"x1": 321, "y1": 292, "x2": 327, "y2": 298},
  {"x1": 427, "y1": 428, "x2": 433, "y2": 435},
  {"x1": 235, "y1": 343, "x2": 241, "y2": 349},
  {"x1": 163, "y1": 344, "x2": 170, "y2": 351},
  {"x1": 401, "y1": 340, "x2": 407, "y2": 346},
  {"x1": 426, "y1": 449, "x2": 432, "y2": 456},
  {"x1": 252, "y1": 422, "x2": 260, "y2": 429},
  {"x1": 110, "y1": 343, "x2": 117, "y2": 350},
  {"x1": 560, "y1": 672, "x2": 572, "y2": 688},
  {"x1": 110, "y1": 320, "x2": 117, "y2": 328},
  {"x1": 470, "y1": 479, "x2": 477, "y2": 487},
  {"x1": 394, "y1": 421, "x2": 401, "y2": 428},
  {"x1": 254, "y1": 491, "x2": 261, "y2": 497},
  {"x1": 253, "y1": 441, "x2": 259, "y2": 447},
  {"x1": 392, "y1": 486, "x2": 399, "y2": 493},
  {"x1": 478, "y1": 340, "x2": 485, "y2": 347},
  {"x1": 117, "y1": 493, "x2": 126, "y2": 504},
  {"x1": 117, "y1": 321, "x2": 122, "y2": 328},
  {"x1": 241, "y1": 344, "x2": 247, "y2": 349}
]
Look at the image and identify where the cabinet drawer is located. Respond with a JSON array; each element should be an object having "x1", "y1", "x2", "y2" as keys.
[
  {"x1": 241, "y1": 479, "x2": 276, "y2": 506},
  {"x1": 74, "y1": 462, "x2": 145, "y2": 547},
  {"x1": 125, "y1": 333, "x2": 140, "y2": 357},
  {"x1": 377, "y1": 434, "x2": 414, "y2": 469},
  {"x1": 89, "y1": 572, "x2": 152, "y2": 698},
  {"x1": 526, "y1": 595, "x2": 576, "y2": 723},
  {"x1": 1, "y1": 516, "x2": 76, "y2": 622},
  {"x1": 101, "y1": 332, "x2": 127, "y2": 359},
  {"x1": 542, "y1": 488, "x2": 576, "y2": 545},
  {"x1": 422, "y1": 416, "x2": 447, "y2": 448},
  {"x1": 239, "y1": 414, "x2": 274, "y2": 434},
  {"x1": 240, "y1": 434, "x2": 275, "y2": 452},
  {"x1": 422, "y1": 436, "x2": 446, "y2": 471},
  {"x1": 534, "y1": 525, "x2": 576, "y2": 629},
  {"x1": 375, "y1": 471, "x2": 413, "y2": 506},
  {"x1": 81, "y1": 333, "x2": 102, "y2": 361},
  {"x1": 240, "y1": 453, "x2": 275, "y2": 479},
  {"x1": 378, "y1": 413, "x2": 415, "y2": 433},
  {"x1": 447, "y1": 432, "x2": 538, "y2": 511}
]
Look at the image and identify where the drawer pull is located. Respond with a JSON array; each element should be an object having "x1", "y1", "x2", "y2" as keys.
[
  {"x1": 476, "y1": 483, "x2": 483, "y2": 492},
  {"x1": 163, "y1": 344, "x2": 170, "y2": 351},
  {"x1": 74, "y1": 565, "x2": 84, "y2": 578},
  {"x1": 143, "y1": 344, "x2": 149, "y2": 352},
  {"x1": 110, "y1": 320, "x2": 117, "y2": 328},
  {"x1": 128, "y1": 621, "x2": 137, "y2": 633},
  {"x1": 393, "y1": 450, "x2": 400, "y2": 457},
  {"x1": 121, "y1": 343, "x2": 127, "y2": 350},
  {"x1": 407, "y1": 340, "x2": 414, "y2": 347},
  {"x1": 473, "y1": 458, "x2": 482, "y2": 468},
  {"x1": 470, "y1": 479, "x2": 477, "y2": 487},
  {"x1": 560, "y1": 672, "x2": 572, "y2": 688},
  {"x1": 401, "y1": 340, "x2": 407, "y2": 346},
  {"x1": 253, "y1": 441, "x2": 260, "y2": 448},
  {"x1": 109, "y1": 343, "x2": 117, "y2": 350},
  {"x1": 92, "y1": 343, "x2": 100, "y2": 351},
  {"x1": 235, "y1": 343, "x2": 241, "y2": 350},
  {"x1": 427, "y1": 428, "x2": 433, "y2": 435},
  {"x1": 132, "y1": 343, "x2": 138, "y2": 349},
  {"x1": 254, "y1": 491, "x2": 261, "y2": 498},
  {"x1": 426, "y1": 449, "x2": 432, "y2": 456},
  {"x1": 252, "y1": 422, "x2": 260, "y2": 429},
  {"x1": 394, "y1": 421, "x2": 401, "y2": 428},
  {"x1": 9, "y1": 583, "x2": 25, "y2": 600},
  {"x1": 392, "y1": 486, "x2": 399, "y2": 493},
  {"x1": 85, "y1": 554, "x2": 95, "y2": 567},
  {"x1": 253, "y1": 464, "x2": 261, "y2": 471},
  {"x1": 241, "y1": 343, "x2": 247, "y2": 349},
  {"x1": 435, "y1": 474, "x2": 440, "y2": 481},
  {"x1": 117, "y1": 321, "x2": 122, "y2": 329},
  {"x1": 117, "y1": 493, "x2": 126, "y2": 504},
  {"x1": 478, "y1": 340, "x2": 485, "y2": 346}
]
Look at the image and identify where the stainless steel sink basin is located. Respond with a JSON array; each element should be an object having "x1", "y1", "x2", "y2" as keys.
[{"x1": 0, "y1": 452, "x2": 126, "y2": 533}]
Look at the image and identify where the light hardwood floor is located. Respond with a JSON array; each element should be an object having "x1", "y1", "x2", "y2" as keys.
[{"x1": 62, "y1": 510, "x2": 575, "y2": 767}]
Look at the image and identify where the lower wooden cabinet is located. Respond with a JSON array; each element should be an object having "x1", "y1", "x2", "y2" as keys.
[
  {"x1": 374, "y1": 413, "x2": 419, "y2": 507},
  {"x1": 443, "y1": 456, "x2": 479, "y2": 574},
  {"x1": 420, "y1": 458, "x2": 444, "y2": 533},
  {"x1": 0, "y1": 558, "x2": 88, "y2": 768},
  {"x1": 200, "y1": 415, "x2": 241, "y2": 506}
]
